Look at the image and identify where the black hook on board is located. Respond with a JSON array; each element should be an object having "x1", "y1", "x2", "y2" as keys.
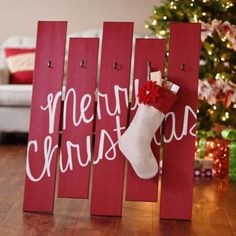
[
  {"x1": 80, "y1": 60, "x2": 85, "y2": 68},
  {"x1": 180, "y1": 64, "x2": 185, "y2": 71},
  {"x1": 47, "y1": 60, "x2": 52, "y2": 68},
  {"x1": 113, "y1": 62, "x2": 118, "y2": 70}
]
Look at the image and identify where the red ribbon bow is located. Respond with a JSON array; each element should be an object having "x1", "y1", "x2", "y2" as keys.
[{"x1": 138, "y1": 81, "x2": 161, "y2": 105}]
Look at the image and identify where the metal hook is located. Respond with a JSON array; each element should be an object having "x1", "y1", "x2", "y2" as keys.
[
  {"x1": 48, "y1": 60, "x2": 52, "y2": 68},
  {"x1": 147, "y1": 61, "x2": 151, "y2": 80},
  {"x1": 180, "y1": 64, "x2": 185, "y2": 71},
  {"x1": 80, "y1": 60, "x2": 85, "y2": 68},
  {"x1": 113, "y1": 62, "x2": 118, "y2": 70}
]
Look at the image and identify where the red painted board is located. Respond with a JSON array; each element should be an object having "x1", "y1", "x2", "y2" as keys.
[
  {"x1": 23, "y1": 21, "x2": 67, "y2": 213},
  {"x1": 58, "y1": 38, "x2": 99, "y2": 198},
  {"x1": 126, "y1": 39, "x2": 166, "y2": 202},
  {"x1": 160, "y1": 23, "x2": 201, "y2": 220},
  {"x1": 91, "y1": 22, "x2": 133, "y2": 216}
]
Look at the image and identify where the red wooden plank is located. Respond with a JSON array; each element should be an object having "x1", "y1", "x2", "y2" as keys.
[
  {"x1": 58, "y1": 38, "x2": 99, "y2": 198},
  {"x1": 23, "y1": 21, "x2": 67, "y2": 213},
  {"x1": 126, "y1": 39, "x2": 166, "y2": 202},
  {"x1": 160, "y1": 23, "x2": 201, "y2": 220},
  {"x1": 91, "y1": 22, "x2": 133, "y2": 216}
]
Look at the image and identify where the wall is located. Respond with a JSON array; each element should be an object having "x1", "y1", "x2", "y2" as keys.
[{"x1": 0, "y1": 0, "x2": 160, "y2": 43}]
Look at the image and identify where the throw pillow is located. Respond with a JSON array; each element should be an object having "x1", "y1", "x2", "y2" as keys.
[{"x1": 5, "y1": 48, "x2": 35, "y2": 84}]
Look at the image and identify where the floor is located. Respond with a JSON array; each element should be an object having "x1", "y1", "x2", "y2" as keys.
[{"x1": 0, "y1": 137, "x2": 235, "y2": 236}]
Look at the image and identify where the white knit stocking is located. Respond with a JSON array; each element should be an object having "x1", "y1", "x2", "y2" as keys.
[
  {"x1": 119, "y1": 72, "x2": 179, "y2": 179},
  {"x1": 119, "y1": 104, "x2": 164, "y2": 179}
]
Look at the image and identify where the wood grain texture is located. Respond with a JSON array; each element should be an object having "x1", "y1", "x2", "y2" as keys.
[
  {"x1": 91, "y1": 22, "x2": 133, "y2": 216},
  {"x1": 23, "y1": 21, "x2": 67, "y2": 213},
  {"x1": 160, "y1": 22, "x2": 201, "y2": 220},
  {"x1": 58, "y1": 38, "x2": 99, "y2": 199},
  {"x1": 126, "y1": 38, "x2": 166, "y2": 202}
]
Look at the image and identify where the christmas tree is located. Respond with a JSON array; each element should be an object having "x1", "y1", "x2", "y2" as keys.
[{"x1": 145, "y1": 0, "x2": 236, "y2": 133}]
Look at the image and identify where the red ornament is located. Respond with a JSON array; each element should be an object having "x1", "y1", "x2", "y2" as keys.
[
  {"x1": 223, "y1": 25, "x2": 231, "y2": 34},
  {"x1": 138, "y1": 81, "x2": 161, "y2": 105}
]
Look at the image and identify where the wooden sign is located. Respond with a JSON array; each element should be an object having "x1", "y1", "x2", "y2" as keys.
[
  {"x1": 91, "y1": 22, "x2": 133, "y2": 216},
  {"x1": 126, "y1": 38, "x2": 166, "y2": 202},
  {"x1": 160, "y1": 23, "x2": 201, "y2": 220},
  {"x1": 58, "y1": 38, "x2": 99, "y2": 198},
  {"x1": 23, "y1": 21, "x2": 67, "y2": 213},
  {"x1": 23, "y1": 21, "x2": 201, "y2": 219}
]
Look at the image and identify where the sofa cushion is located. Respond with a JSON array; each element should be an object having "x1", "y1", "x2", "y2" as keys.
[
  {"x1": 0, "y1": 85, "x2": 32, "y2": 106},
  {"x1": 5, "y1": 48, "x2": 35, "y2": 84}
]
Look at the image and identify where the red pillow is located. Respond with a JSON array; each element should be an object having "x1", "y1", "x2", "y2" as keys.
[{"x1": 5, "y1": 48, "x2": 35, "y2": 84}]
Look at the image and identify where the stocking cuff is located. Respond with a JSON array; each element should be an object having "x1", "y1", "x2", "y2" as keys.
[
  {"x1": 138, "y1": 81, "x2": 178, "y2": 115},
  {"x1": 149, "y1": 87, "x2": 178, "y2": 114}
]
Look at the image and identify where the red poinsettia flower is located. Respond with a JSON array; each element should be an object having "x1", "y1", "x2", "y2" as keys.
[{"x1": 138, "y1": 81, "x2": 161, "y2": 105}]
